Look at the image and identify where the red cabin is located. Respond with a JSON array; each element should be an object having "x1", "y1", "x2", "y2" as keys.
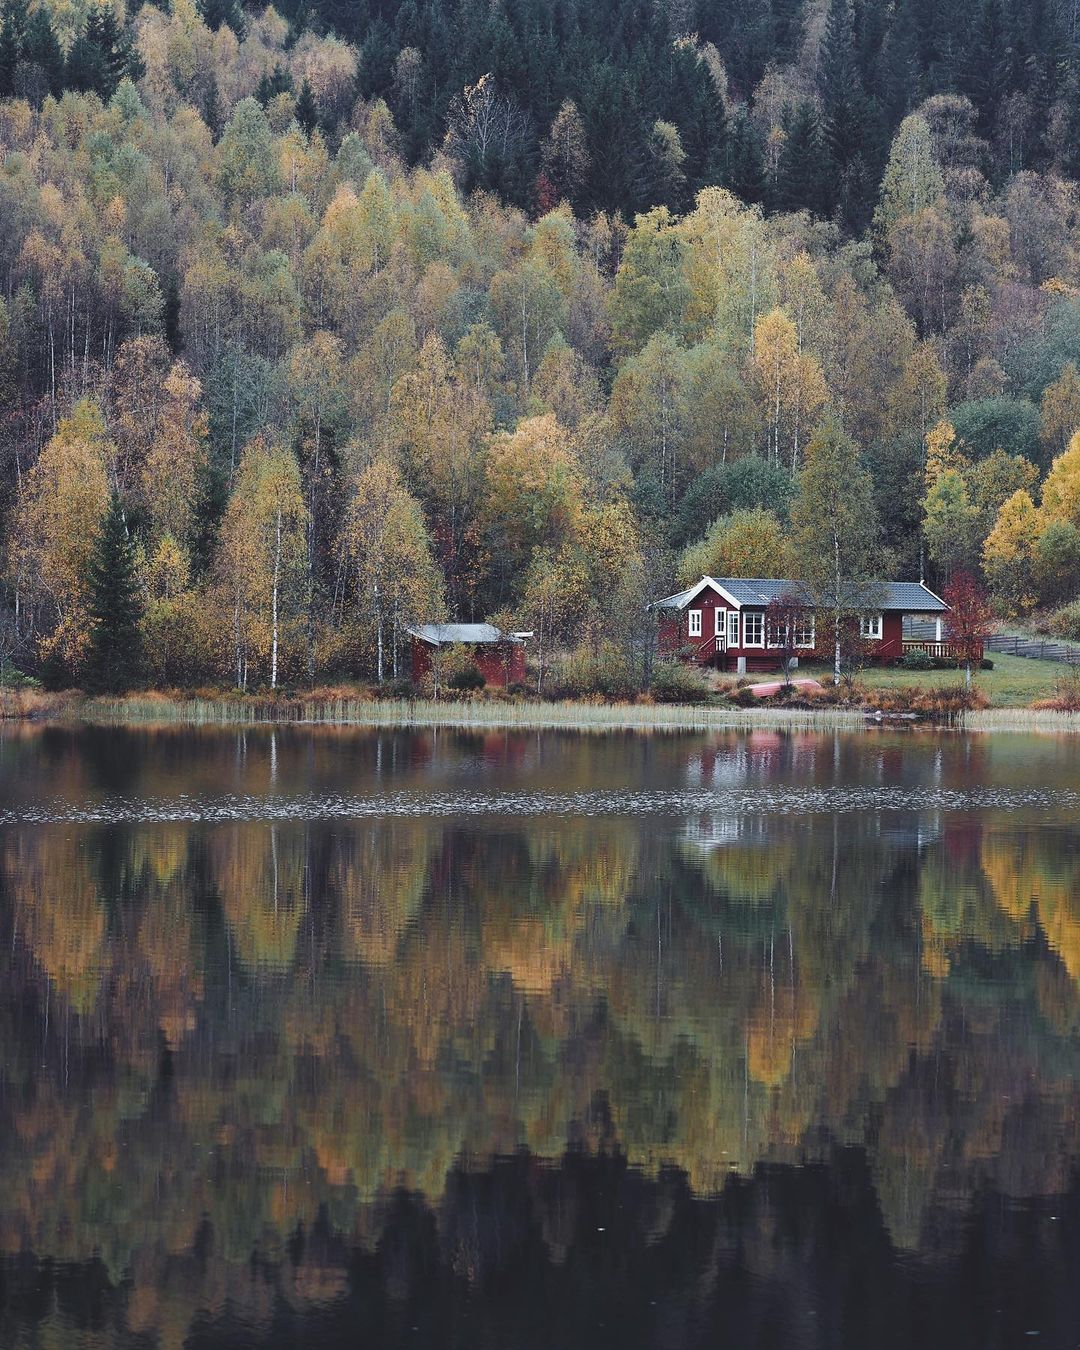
[
  {"x1": 651, "y1": 577, "x2": 960, "y2": 674},
  {"x1": 407, "y1": 624, "x2": 527, "y2": 688}
]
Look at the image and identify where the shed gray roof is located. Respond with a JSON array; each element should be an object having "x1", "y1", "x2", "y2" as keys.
[
  {"x1": 406, "y1": 623, "x2": 523, "y2": 646},
  {"x1": 652, "y1": 577, "x2": 948, "y2": 613}
]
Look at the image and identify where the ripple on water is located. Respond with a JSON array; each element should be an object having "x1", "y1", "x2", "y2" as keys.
[{"x1": 1, "y1": 784, "x2": 1079, "y2": 824}]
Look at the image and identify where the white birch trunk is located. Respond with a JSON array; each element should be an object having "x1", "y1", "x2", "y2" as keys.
[{"x1": 271, "y1": 507, "x2": 282, "y2": 690}]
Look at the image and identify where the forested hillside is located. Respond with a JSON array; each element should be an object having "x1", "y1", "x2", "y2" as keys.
[{"x1": 2, "y1": 0, "x2": 1080, "y2": 690}]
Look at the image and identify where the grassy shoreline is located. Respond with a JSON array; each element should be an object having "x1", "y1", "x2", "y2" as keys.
[
  {"x1": 5, "y1": 674, "x2": 1080, "y2": 735},
  {"x1": 76, "y1": 693, "x2": 867, "y2": 732}
]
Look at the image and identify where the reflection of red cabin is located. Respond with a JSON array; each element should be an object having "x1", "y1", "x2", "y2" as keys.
[
  {"x1": 407, "y1": 624, "x2": 527, "y2": 688},
  {"x1": 651, "y1": 576, "x2": 959, "y2": 673}
]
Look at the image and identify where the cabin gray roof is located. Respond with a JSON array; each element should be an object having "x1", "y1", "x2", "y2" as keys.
[
  {"x1": 651, "y1": 577, "x2": 948, "y2": 612},
  {"x1": 406, "y1": 623, "x2": 523, "y2": 646}
]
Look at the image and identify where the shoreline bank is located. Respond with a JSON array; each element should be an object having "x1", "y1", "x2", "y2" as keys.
[{"x1": 6, "y1": 689, "x2": 1080, "y2": 734}]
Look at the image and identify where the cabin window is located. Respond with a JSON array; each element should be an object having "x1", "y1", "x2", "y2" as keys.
[
  {"x1": 715, "y1": 608, "x2": 725, "y2": 637},
  {"x1": 688, "y1": 609, "x2": 702, "y2": 637},
  {"x1": 727, "y1": 610, "x2": 740, "y2": 648},
  {"x1": 743, "y1": 611, "x2": 765, "y2": 647},
  {"x1": 860, "y1": 614, "x2": 883, "y2": 641},
  {"x1": 767, "y1": 620, "x2": 788, "y2": 649},
  {"x1": 794, "y1": 615, "x2": 816, "y2": 648}
]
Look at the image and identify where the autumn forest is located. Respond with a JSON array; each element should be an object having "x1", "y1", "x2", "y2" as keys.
[{"x1": 4, "y1": 0, "x2": 1080, "y2": 692}]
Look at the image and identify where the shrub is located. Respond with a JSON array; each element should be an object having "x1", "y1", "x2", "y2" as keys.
[
  {"x1": 1046, "y1": 601, "x2": 1080, "y2": 641},
  {"x1": 422, "y1": 643, "x2": 480, "y2": 696},
  {"x1": 650, "y1": 661, "x2": 712, "y2": 704},
  {"x1": 1033, "y1": 665, "x2": 1080, "y2": 711},
  {"x1": 871, "y1": 684, "x2": 988, "y2": 717},
  {"x1": 449, "y1": 665, "x2": 486, "y2": 692},
  {"x1": 384, "y1": 677, "x2": 420, "y2": 699},
  {"x1": 0, "y1": 661, "x2": 41, "y2": 689},
  {"x1": 551, "y1": 642, "x2": 639, "y2": 699},
  {"x1": 901, "y1": 649, "x2": 934, "y2": 671}
]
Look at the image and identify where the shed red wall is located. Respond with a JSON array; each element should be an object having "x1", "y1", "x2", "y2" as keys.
[
  {"x1": 411, "y1": 641, "x2": 433, "y2": 682},
  {"x1": 409, "y1": 639, "x2": 524, "y2": 688},
  {"x1": 474, "y1": 644, "x2": 525, "y2": 687}
]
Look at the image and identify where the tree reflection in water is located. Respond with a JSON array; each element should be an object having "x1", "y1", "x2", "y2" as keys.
[{"x1": 1, "y1": 724, "x2": 1080, "y2": 1346}]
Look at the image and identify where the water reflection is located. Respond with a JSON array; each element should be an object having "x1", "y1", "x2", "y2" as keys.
[{"x1": 2, "y1": 725, "x2": 1080, "y2": 1345}]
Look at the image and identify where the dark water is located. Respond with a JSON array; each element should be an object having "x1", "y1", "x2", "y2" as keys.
[{"x1": 2, "y1": 724, "x2": 1080, "y2": 1348}]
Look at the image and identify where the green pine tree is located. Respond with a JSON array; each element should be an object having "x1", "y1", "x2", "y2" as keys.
[
  {"x1": 773, "y1": 101, "x2": 832, "y2": 216},
  {"x1": 0, "y1": 0, "x2": 28, "y2": 96},
  {"x1": 294, "y1": 77, "x2": 319, "y2": 134},
  {"x1": 23, "y1": 9, "x2": 64, "y2": 97},
  {"x1": 86, "y1": 493, "x2": 143, "y2": 694},
  {"x1": 724, "y1": 107, "x2": 766, "y2": 203}
]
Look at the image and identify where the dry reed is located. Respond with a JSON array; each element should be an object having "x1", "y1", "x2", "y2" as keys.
[{"x1": 83, "y1": 694, "x2": 866, "y2": 732}]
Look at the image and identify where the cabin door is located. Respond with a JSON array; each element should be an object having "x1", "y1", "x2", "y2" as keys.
[{"x1": 715, "y1": 608, "x2": 726, "y2": 649}]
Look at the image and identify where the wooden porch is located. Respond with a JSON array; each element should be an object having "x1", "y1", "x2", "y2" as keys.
[{"x1": 899, "y1": 639, "x2": 976, "y2": 662}]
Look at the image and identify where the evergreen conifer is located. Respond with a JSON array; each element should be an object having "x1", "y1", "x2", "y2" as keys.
[
  {"x1": 294, "y1": 77, "x2": 319, "y2": 134},
  {"x1": 86, "y1": 493, "x2": 143, "y2": 694}
]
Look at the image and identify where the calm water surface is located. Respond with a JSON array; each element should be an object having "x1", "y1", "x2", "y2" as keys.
[{"x1": 2, "y1": 724, "x2": 1080, "y2": 1348}]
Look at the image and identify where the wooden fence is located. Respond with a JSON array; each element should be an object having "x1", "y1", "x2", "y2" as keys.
[{"x1": 985, "y1": 633, "x2": 1080, "y2": 665}]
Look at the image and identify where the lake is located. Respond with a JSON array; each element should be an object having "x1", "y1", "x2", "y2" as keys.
[{"x1": 1, "y1": 723, "x2": 1080, "y2": 1348}]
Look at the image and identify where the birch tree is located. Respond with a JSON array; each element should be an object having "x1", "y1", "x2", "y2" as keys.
[
  {"x1": 339, "y1": 456, "x2": 444, "y2": 680},
  {"x1": 791, "y1": 418, "x2": 883, "y2": 684},
  {"x1": 12, "y1": 399, "x2": 111, "y2": 671},
  {"x1": 217, "y1": 438, "x2": 307, "y2": 689}
]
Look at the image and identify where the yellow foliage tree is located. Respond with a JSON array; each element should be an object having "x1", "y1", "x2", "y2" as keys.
[
  {"x1": 924, "y1": 418, "x2": 968, "y2": 489},
  {"x1": 678, "y1": 507, "x2": 794, "y2": 584},
  {"x1": 1040, "y1": 362, "x2": 1080, "y2": 458},
  {"x1": 338, "y1": 455, "x2": 445, "y2": 680},
  {"x1": 217, "y1": 438, "x2": 308, "y2": 689},
  {"x1": 752, "y1": 307, "x2": 828, "y2": 472},
  {"x1": 13, "y1": 400, "x2": 112, "y2": 672},
  {"x1": 1039, "y1": 431, "x2": 1080, "y2": 529},
  {"x1": 983, "y1": 488, "x2": 1040, "y2": 613}
]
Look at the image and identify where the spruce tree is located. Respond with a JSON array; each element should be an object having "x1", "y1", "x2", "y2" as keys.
[
  {"x1": 724, "y1": 107, "x2": 766, "y2": 203},
  {"x1": 0, "y1": 0, "x2": 28, "y2": 98},
  {"x1": 773, "y1": 101, "x2": 832, "y2": 216},
  {"x1": 86, "y1": 493, "x2": 143, "y2": 694},
  {"x1": 23, "y1": 9, "x2": 64, "y2": 97},
  {"x1": 256, "y1": 61, "x2": 293, "y2": 106},
  {"x1": 294, "y1": 77, "x2": 319, "y2": 134},
  {"x1": 820, "y1": 0, "x2": 865, "y2": 173}
]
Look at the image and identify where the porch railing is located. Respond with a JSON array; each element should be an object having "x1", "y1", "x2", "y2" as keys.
[{"x1": 902, "y1": 639, "x2": 981, "y2": 661}]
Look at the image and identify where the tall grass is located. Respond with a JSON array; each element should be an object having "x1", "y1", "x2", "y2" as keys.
[
  {"x1": 84, "y1": 694, "x2": 866, "y2": 732},
  {"x1": 0, "y1": 688, "x2": 74, "y2": 720},
  {"x1": 965, "y1": 708, "x2": 1080, "y2": 734}
]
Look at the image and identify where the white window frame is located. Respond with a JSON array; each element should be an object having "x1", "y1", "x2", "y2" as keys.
[
  {"x1": 688, "y1": 608, "x2": 702, "y2": 638},
  {"x1": 715, "y1": 607, "x2": 725, "y2": 637},
  {"x1": 860, "y1": 613, "x2": 883, "y2": 641},
  {"x1": 728, "y1": 610, "x2": 740, "y2": 649},
  {"x1": 743, "y1": 611, "x2": 765, "y2": 648},
  {"x1": 794, "y1": 614, "x2": 816, "y2": 649}
]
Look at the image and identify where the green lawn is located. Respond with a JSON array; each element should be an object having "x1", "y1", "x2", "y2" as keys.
[{"x1": 800, "y1": 652, "x2": 1072, "y2": 707}]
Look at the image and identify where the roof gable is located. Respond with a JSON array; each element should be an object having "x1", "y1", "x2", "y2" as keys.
[{"x1": 651, "y1": 576, "x2": 742, "y2": 610}]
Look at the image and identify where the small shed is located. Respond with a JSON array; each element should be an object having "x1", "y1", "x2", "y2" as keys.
[{"x1": 406, "y1": 624, "x2": 527, "y2": 688}]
